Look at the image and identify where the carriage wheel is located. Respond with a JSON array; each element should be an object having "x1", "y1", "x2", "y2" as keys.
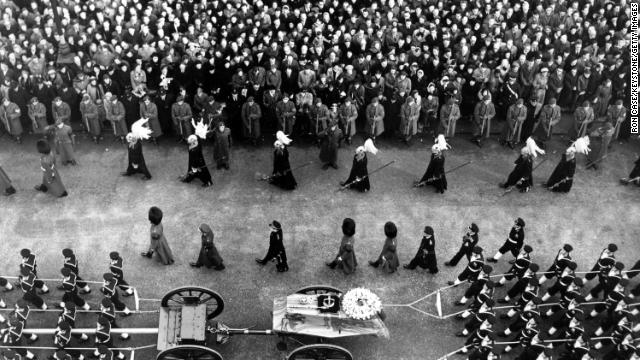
[
  {"x1": 286, "y1": 344, "x2": 353, "y2": 360},
  {"x1": 161, "y1": 286, "x2": 225, "y2": 320},
  {"x1": 156, "y1": 345, "x2": 223, "y2": 360},
  {"x1": 295, "y1": 285, "x2": 343, "y2": 296}
]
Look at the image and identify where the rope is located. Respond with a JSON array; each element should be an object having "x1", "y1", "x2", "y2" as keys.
[
  {"x1": 0, "y1": 344, "x2": 156, "y2": 351},
  {"x1": 1, "y1": 275, "x2": 134, "y2": 289},
  {"x1": 0, "y1": 308, "x2": 159, "y2": 314}
]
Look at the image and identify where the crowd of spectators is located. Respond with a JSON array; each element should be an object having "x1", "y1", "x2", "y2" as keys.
[{"x1": 0, "y1": 0, "x2": 632, "y2": 149}]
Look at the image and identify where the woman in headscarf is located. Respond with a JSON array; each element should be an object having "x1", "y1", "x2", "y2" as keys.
[
  {"x1": 325, "y1": 218, "x2": 357, "y2": 275},
  {"x1": 190, "y1": 224, "x2": 224, "y2": 270},
  {"x1": 34, "y1": 140, "x2": 68, "y2": 197},
  {"x1": 141, "y1": 206, "x2": 175, "y2": 265},
  {"x1": 255, "y1": 221, "x2": 288, "y2": 272},
  {"x1": 269, "y1": 131, "x2": 297, "y2": 190},
  {"x1": 415, "y1": 135, "x2": 448, "y2": 193},
  {"x1": 340, "y1": 139, "x2": 377, "y2": 192},
  {"x1": 369, "y1": 222, "x2": 400, "y2": 274}
]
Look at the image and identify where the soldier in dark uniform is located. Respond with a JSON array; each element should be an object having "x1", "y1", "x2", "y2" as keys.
[
  {"x1": 498, "y1": 297, "x2": 541, "y2": 338},
  {"x1": 584, "y1": 243, "x2": 617, "y2": 282},
  {"x1": 445, "y1": 223, "x2": 479, "y2": 267},
  {"x1": 495, "y1": 245, "x2": 533, "y2": 287},
  {"x1": 59, "y1": 267, "x2": 91, "y2": 311},
  {"x1": 11, "y1": 300, "x2": 38, "y2": 343},
  {"x1": 543, "y1": 279, "x2": 584, "y2": 319},
  {"x1": 255, "y1": 221, "x2": 288, "y2": 272},
  {"x1": 121, "y1": 133, "x2": 152, "y2": 180},
  {"x1": 457, "y1": 299, "x2": 496, "y2": 339},
  {"x1": 458, "y1": 318, "x2": 495, "y2": 356},
  {"x1": 57, "y1": 301, "x2": 89, "y2": 342},
  {"x1": 93, "y1": 318, "x2": 125, "y2": 360},
  {"x1": 101, "y1": 273, "x2": 132, "y2": 316},
  {"x1": 487, "y1": 218, "x2": 526, "y2": 263},
  {"x1": 585, "y1": 261, "x2": 624, "y2": 301},
  {"x1": 588, "y1": 279, "x2": 628, "y2": 319},
  {"x1": 455, "y1": 265, "x2": 493, "y2": 306},
  {"x1": 53, "y1": 320, "x2": 85, "y2": 360},
  {"x1": 319, "y1": 120, "x2": 342, "y2": 170},
  {"x1": 457, "y1": 281, "x2": 495, "y2": 321},
  {"x1": 2, "y1": 318, "x2": 37, "y2": 359},
  {"x1": 541, "y1": 260, "x2": 578, "y2": 302},
  {"x1": 404, "y1": 226, "x2": 438, "y2": 273},
  {"x1": 539, "y1": 244, "x2": 573, "y2": 285},
  {"x1": 515, "y1": 334, "x2": 550, "y2": 360},
  {"x1": 19, "y1": 266, "x2": 47, "y2": 310},
  {"x1": 449, "y1": 246, "x2": 484, "y2": 286},
  {"x1": 326, "y1": 218, "x2": 358, "y2": 275},
  {"x1": 499, "y1": 269, "x2": 540, "y2": 307},
  {"x1": 501, "y1": 317, "x2": 540, "y2": 355},
  {"x1": 547, "y1": 297, "x2": 585, "y2": 338},
  {"x1": 466, "y1": 333, "x2": 498, "y2": 359},
  {"x1": 60, "y1": 248, "x2": 90, "y2": 294},
  {"x1": 100, "y1": 297, "x2": 130, "y2": 340},
  {"x1": 108, "y1": 252, "x2": 134, "y2": 296}
]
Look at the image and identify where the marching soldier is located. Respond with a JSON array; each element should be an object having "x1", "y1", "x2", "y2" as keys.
[
  {"x1": 560, "y1": 334, "x2": 592, "y2": 360},
  {"x1": 501, "y1": 317, "x2": 540, "y2": 354},
  {"x1": 101, "y1": 273, "x2": 132, "y2": 317},
  {"x1": 54, "y1": 320, "x2": 85, "y2": 360},
  {"x1": 495, "y1": 245, "x2": 533, "y2": 287},
  {"x1": 61, "y1": 249, "x2": 90, "y2": 294},
  {"x1": 458, "y1": 318, "x2": 495, "y2": 355},
  {"x1": 11, "y1": 300, "x2": 38, "y2": 343},
  {"x1": 515, "y1": 334, "x2": 551, "y2": 360},
  {"x1": 93, "y1": 318, "x2": 125, "y2": 360},
  {"x1": 0, "y1": 276, "x2": 14, "y2": 311},
  {"x1": 457, "y1": 299, "x2": 496, "y2": 338},
  {"x1": 539, "y1": 244, "x2": 573, "y2": 285},
  {"x1": 547, "y1": 297, "x2": 585, "y2": 337},
  {"x1": 19, "y1": 266, "x2": 47, "y2": 310},
  {"x1": 592, "y1": 296, "x2": 635, "y2": 344},
  {"x1": 404, "y1": 226, "x2": 438, "y2": 273},
  {"x1": 448, "y1": 246, "x2": 484, "y2": 286},
  {"x1": 457, "y1": 281, "x2": 495, "y2": 320},
  {"x1": 57, "y1": 302, "x2": 89, "y2": 342},
  {"x1": 100, "y1": 298, "x2": 130, "y2": 340},
  {"x1": 544, "y1": 277, "x2": 584, "y2": 318},
  {"x1": 584, "y1": 243, "x2": 617, "y2": 282},
  {"x1": 466, "y1": 333, "x2": 498, "y2": 359},
  {"x1": 541, "y1": 260, "x2": 577, "y2": 302},
  {"x1": 585, "y1": 261, "x2": 625, "y2": 301},
  {"x1": 487, "y1": 218, "x2": 526, "y2": 263},
  {"x1": 445, "y1": 223, "x2": 479, "y2": 267},
  {"x1": 499, "y1": 273, "x2": 539, "y2": 308},
  {"x1": 171, "y1": 95, "x2": 194, "y2": 140},
  {"x1": 109, "y1": 252, "x2": 134, "y2": 296},
  {"x1": 588, "y1": 279, "x2": 628, "y2": 319},
  {"x1": 455, "y1": 265, "x2": 493, "y2": 306},
  {"x1": 602, "y1": 332, "x2": 636, "y2": 360},
  {"x1": 498, "y1": 297, "x2": 541, "y2": 337},
  {"x1": 59, "y1": 267, "x2": 91, "y2": 310},
  {"x1": 1, "y1": 319, "x2": 38, "y2": 359}
]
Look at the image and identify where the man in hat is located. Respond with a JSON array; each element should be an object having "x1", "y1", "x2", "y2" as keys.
[
  {"x1": 275, "y1": 93, "x2": 296, "y2": 135},
  {"x1": 262, "y1": 86, "x2": 281, "y2": 132},
  {"x1": 0, "y1": 97, "x2": 23, "y2": 143},
  {"x1": 28, "y1": 97, "x2": 48, "y2": 135},
  {"x1": 309, "y1": 97, "x2": 330, "y2": 142},
  {"x1": 569, "y1": 100, "x2": 594, "y2": 140},
  {"x1": 440, "y1": 97, "x2": 460, "y2": 138},
  {"x1": 404, "y1": 226, "x2": 438, "y2": 273},
  {"x1": 19, "y1": 265, "x2": 48, "y2": 310},
  {"x1": 535, "y1": 97, "x2": 561, "y2": 140},
  {"x1": 338, "y1": 97, "x2": 358, "y2": 145},
  {"x1": 472, "y1": 95, "x2": 495, "y2": 147},
  {"x1": 51, "y1": 97, "x2": 71, "y2": 126},
  {"x1": 59, "y1": 267, "x2": 91, "y2": 311},
  {"x1": 106, "y1": 95, "x2": 127, "y2": 143},
  {"x1": 171, "y1": 95, "x2": 193, "y2": 141},
  {"x1": 539, "y1": 244, "x2": 574, "y2": 285},
  {"x1": 79, "y1": 94, "x2": 101, "y2": 143},
  {"x1": 100, "y1": 298, "x2": 130, "y2": 340},
  {"x1": 532, "y1": 67, "x2": 549, "y2": 111},
  {"x1": 3, "y1": 318, "x2": 38, "y2": 359},
  {"x1": 101, "y1": 273, "x2": 132, "y2": 317},
  {"x1": 487, "y1": 218, "x2": 526, "y2": 263},
  {"x1": 256, "y1": 221, "x2": 288, "y2": 272},
  {"x1": 61, "y1": 248, "x2": 91, "y2": 294},
  {"x1": 366, "y1": 97, "x2": 385, "y2": 141},
  {"x1": 584, "y1": 243, "x2": 618, "y2": 282},
  {"x1": 445, "y1": 223, "x2": 479, "y2": 267},
  {"x1": 607, "y1": 99, "x2": 627, "y2": 139},
  {"x1": 94, "y1": 319, "x2": 126, "y2": 360},
  {"x1": 400, "y1": 95, "x2": 420, "y2": 144},
  {"x1": 140, "y1": 95, "x2": 162, "y2": 144},
  {"x1": 501, "y1": 98, "x2": 527, "y2": 149},
  {"x1": 319, "y1": 119, "x2": 342, "y2": 170},
  {"x1": 241, "y1": 96, "x2": 262, "y2": 145}
]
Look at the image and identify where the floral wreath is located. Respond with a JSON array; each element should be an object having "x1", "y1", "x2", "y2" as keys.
[{"x1": 341, "y1": 288, "x2": 382, "y2": 320}]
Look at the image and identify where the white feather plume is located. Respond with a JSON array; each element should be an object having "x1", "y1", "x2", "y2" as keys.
[
  {"x1": 191, "y1": 119, "x2": 209, "y2": 139},
  {"x1": 363, "y1": 138, "x2": 378, "y2": 155},
  {"x1": 131, "y1": 118, "x2": 152, "y2": 140},
  {"x1": 569, "y1": 136, "x2": 591, "y2": 155},
  {"x1": 276, "y1": 131, "x2": 292, "y2": 145},
  {"x1": 523, "y1": 137, "x2": 545, "y2": 158},
  {"x1": 433, "y1": 134, "x2": 450, "y2": 151}
]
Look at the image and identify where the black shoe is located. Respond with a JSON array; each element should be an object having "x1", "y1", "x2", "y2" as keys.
[
  {"x1": 497, "y1": 299, "x2": 509, "y2": 304},
  {"x1": 326, "y1": 262, "x2": 336, "y2": 269},
  {"x1": 447, "y1": 281, "x2": 455, "y2": 286},
  {"x1": 403, "y1": 264, "x2": 413, "y2": 270},
  {"x1": 141, "y1": 252, "x2": 152, "y2": 258},
  {"x1": 487, "y1": 258, "x2": 498, "y2": 263},
  {"x1": 368, "y1": 260, "x2": 378, "y2": 267},
  {"x1": 142, "y1": 176, "x2": 152, "y2": 180},
  {"x1": 508, "y1": 260, "x2": 516, "y2": 265},
  {"x1": 255, "y1": 258, "x2": 265, "y2": 265},
  {"x1": 59, "y1": 191, "x2": 68, "y2": 197},
  {"x1": 330, "y1": 163, "x2": 338, "y2": 169},
  {"x1": 190, "y1": 262, "x2": 202, "y2": 268},
  {"x1": 202, "y1": 182, "x2": 212, "y2": 187},
  {"x1": 214, "y1": 265, "x2": 226, "y2": 271},
  {"x1": 444, "y1": 261, "x2": 454, "y2": 267},
  {"x1": 4, "y1": 186, "x2": 16, "y2": 196},
  {"x1": 34, "y1": 184, "x2": 47, "y2": 192}
]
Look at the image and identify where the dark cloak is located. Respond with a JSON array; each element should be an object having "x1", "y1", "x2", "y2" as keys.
[
  {"x1": 196, "y1": 224, "x2": 224, "y2": 268},
  {"x1": 419, "y1": 153, "x2": 447, "y2": 193},
  {"x1": 343, "y1": 153, "x2": 370, "y2": 192},
  {"x1": 545, "y1": 154, "x2": 576, "y2": 193},
  {"x1": 270, "y1": 147, "x2": 297, "y2": 190},
  {"x1": 504, "y1": 155, "x2": 533, "y2": 189}
]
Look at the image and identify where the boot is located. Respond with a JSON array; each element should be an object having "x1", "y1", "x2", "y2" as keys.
[{"x1": 141, "y1": 251, "x2": 153, "y2": 258}]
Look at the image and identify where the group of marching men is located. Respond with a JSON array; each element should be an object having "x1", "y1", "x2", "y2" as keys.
[
  {"x1": 442, "y1": 218, "x2": 640, "y2": 359},
  {"x1": 0, "y1": 249, "x2": 135, "y2": 360}
]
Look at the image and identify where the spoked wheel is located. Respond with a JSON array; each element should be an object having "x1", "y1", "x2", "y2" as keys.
[
  {"x1": 295, "y1": 285, "x2": 343, "y2": 296},
  {"x1": 156, "y1": 345, "x2": 223, "y2": 360},
  {"x1": 161, "y1": 286, "x2": 225, "y2": 319},
  {"x1": 286, "y1": 344, "x2": 353, "y2": 360}
]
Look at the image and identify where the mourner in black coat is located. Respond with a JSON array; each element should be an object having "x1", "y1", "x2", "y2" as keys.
[
  {"x1": 190, "y1": 224, "x2": 224, "y2": 270},
  {"x1": 620, "y1": 156, "x2": 640, "y2": 185},
  {"x1": 404, "y1": 226, "x2": 438, "y2": 273},
  {"x1": 181, "y1": 135, "x2": 212, "y2": 187},
  {"x1": 270, "y1": 141, "x2": 297, "y2": 190},
  {"x1": 256, "y1": 221, "x2": 288, "y2": 272},
  {"x1": 121, "y1": 135, "x2": 151, "y2": 179},
  {"x1": 546, "y1": 151, "x2": 577, "y2": 192}
]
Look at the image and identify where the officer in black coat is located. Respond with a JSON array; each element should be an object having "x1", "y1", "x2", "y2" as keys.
[
  {"x1": 487, "y1": 218, "x2": 525, "y2": 263},
  {"x1": 404, "y1": 226, "x2": 438, "y2": 273},
  {"x1": 445, "y1": 223, "x2": 479, "y2": 267},
  {"x1": 255, "y1": 221, "x2": 288, "y2": 272}
]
